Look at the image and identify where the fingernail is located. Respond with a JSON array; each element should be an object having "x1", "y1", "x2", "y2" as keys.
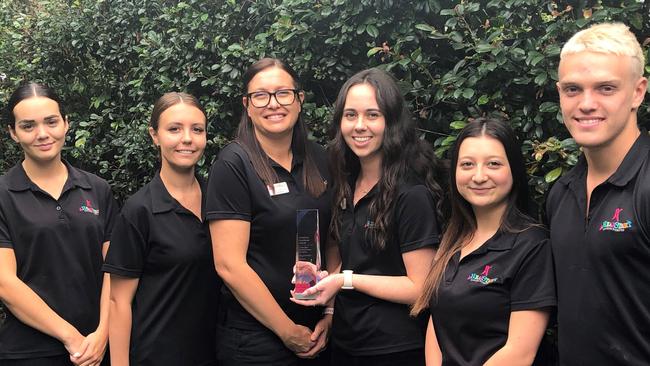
[{"x1": 73, "y1": 352, "x2": 81, "y2": 357}]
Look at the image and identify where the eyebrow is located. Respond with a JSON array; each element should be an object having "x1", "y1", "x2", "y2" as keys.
[
  {"x1": 343, "y1": 108, "x2": 382, "y2": 112},
  {"x1": 16, "y1": 115, "x2": 60, "y2": 124},
  {"x1": 249, "y1": 87, "x2": 294, "y2": 92},
  {"x1": 458, "y1": 155, "x2": 506, "y2": 160},
  {"x1": 558, "y1": 79, "x2": 620, "y2": 86}
]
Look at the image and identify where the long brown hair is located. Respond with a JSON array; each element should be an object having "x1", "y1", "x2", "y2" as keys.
[
  {"x1": 236, "y1": 58, "x2": 326, "y2": 198},
  {"x1": 411, "y1": 117, "x2": 535, "y2": 315}
]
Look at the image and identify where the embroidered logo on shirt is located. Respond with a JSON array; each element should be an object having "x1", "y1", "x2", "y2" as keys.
[
  {"x1": 467, "y1": 265, "x2": 498, "y2": 285},
  {"x1": 79, "y1": 200, "x2": 100, "y2": 216},
  {"x1": 363, "y1": 219, "x2": 376, "y2": 229},
  {"x1": 599, "y1": 208, "x2": 632, "y2": 232}
]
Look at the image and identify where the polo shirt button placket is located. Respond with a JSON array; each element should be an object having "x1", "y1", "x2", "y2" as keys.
[{"x1": 56, "y1": 204, "x2": 64, "y2": 220}]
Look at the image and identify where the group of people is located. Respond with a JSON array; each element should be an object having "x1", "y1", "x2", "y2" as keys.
[{"x1": 0, "y1": 21, "x2": 647, "y2": 366}]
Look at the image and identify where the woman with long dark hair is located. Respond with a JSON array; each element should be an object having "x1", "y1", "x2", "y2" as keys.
[
  {"x1": 293, "y1": 68, "x2": 445, "y2": 365},
  {"x1": 411, "y1": 118, "x2": 556, "y2": 365},
  {"x1": 104, "y1": 92, "x2": 218, "y2": 365},
  {"x1": 206, "y1": 58, "x2": 332, "y2": 365},
  {"x1": 0, "y1": 83, "x2": 117, "y2": 366}
]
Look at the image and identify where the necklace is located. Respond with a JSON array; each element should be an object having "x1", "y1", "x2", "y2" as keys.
[{"x1": 356, "y1": 179, "x2": 377, "y2": 195}]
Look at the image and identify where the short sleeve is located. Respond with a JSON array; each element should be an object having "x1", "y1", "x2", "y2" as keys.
[
  {"x1": 205, "y1": 147, "x2": 252, "y2": 222},
  {"x1": 510, "y1": 235, "x2": 557, "y2": 311},
  {"x1": 395, "y1": 185, "x2": 440, "y2": 253},
  {"x1": 637, "y1": 165, "x2": 650, "y2": 244},
  {"x1": 103, "y1": 212, "x2": 147, "y2": 278},
  {"x1": 0, "y1": 197, "x2": 11, "y2": 248},
  {"x1": 101, "y1": 182, "x2": 119, "y2": 243}
]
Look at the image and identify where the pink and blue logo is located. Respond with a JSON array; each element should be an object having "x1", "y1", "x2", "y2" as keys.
[
  {"x1": 467, "y1": 265, "x2": 498, "y2": 285},
  {"x1": 79, "y1": 199, "x2": 100, "y2": 216},
  {"x1": 599, "y1": 208, "x2": 632, "y2": 232}
]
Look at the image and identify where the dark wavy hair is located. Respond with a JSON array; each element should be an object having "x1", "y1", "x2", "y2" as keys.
[
  {"x1": 412, "y1": 117, "x2": 536, "y2": 314},
  {"x1": 329, "y1": 68, "x2": 446, "y2": 251},
  {"x1": 6, "y1": 82, "x2": 65, "y2": 128},
  {"x1": 236, "y1": 58, "x2": 326, "y2": 198}
]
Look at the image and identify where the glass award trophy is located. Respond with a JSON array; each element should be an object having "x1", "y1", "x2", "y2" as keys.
[{"x1": 293, "y1": 209, "x2": 320, "y2": 300}]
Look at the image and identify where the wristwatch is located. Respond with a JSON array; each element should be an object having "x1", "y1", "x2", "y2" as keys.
[{"x1": 341, "y1": 270, "x2": 354, "y2": 290}]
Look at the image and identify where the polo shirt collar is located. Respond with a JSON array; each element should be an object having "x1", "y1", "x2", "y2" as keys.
[
  {"x1": 475, "y1": 230, "x2": 515, "y2": 254},
  {"x1": 150, "y1": 172, "x2": 177, "y2": 214},
  {"x1": 63, "y1": 160, "x2": 93, "y2": 190},
  {"x1": 486, "y1": 230, "x2": 517, "y2": 250},
  {"x1": 150, "y1": 172, "x2": 206, "y2": 215},
  {"x1": 556, "y1": 131, "x2": 650, "y2": 188},
  {"x1": 6, "y1": 160, "x2": 91, "y2": 192},
  {"x1": 607, "y1": 130, "x2": 650, "y2": 187},
  {"x1": 345, "y1": 171, "x2": 378, "y2": 203},
  {"x1": 268, "y1": 142, "x2": 304, "y2": 170}
]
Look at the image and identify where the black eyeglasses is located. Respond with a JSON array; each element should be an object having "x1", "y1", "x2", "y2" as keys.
[{"x1": 245, "y1": 89, "x2": 300, "y2": 108}]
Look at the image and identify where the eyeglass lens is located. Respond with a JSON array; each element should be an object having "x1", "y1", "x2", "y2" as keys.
[{"x1": 249, "y1": 89, "x2": 296, "y2": 108}]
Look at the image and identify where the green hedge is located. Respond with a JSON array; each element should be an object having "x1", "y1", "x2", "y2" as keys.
[{"x1": 1, "y1": 0, "x2": 649, "y2": 204}]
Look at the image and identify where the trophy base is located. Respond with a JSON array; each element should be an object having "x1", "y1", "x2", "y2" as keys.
[{"x1": 293, "y1": 292, "x2": 318, "y2": 300}]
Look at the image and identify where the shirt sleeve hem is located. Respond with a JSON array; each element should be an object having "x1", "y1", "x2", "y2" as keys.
[
  {"x1": 400, "y1": 235, "x2": 440, "y2": 253},
  {"x1": 511, "y1": 297, "x2": 557, "y2": 311},
  {"x1": 0, "y1": 240, "x2": 12, "y2": 248},
  {"x1": 205, "y1": 211, "x2": 251, "y2": 221},
  {"x1": 102, "y1": 264, "x2": 142, "y2": 278}
]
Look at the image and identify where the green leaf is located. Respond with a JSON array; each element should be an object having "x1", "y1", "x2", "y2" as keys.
[
  {"x1": 415, "y1": 23, "x2": 434, "y2": 32},
  {"x1": 478, "y1": 94, "x2": 489, "y2": 105},
  {"x1": 75, "y1": 137, "x2": 86, "y2": 149},
  {"x1": 441, "y1": 135, "x2": 457, "y2": 146},
  {"x1": 475, "y1": 43, "x2": 493, "y2": 53},
  {"x1": 367, "y1": 47, "x2": 382, "y2": 57},
  {"x1": 462, "y1": 88, "x2": 475, "y2": 99},
  {"x1": 534, "y1": 72, "x2": 547, "y2": 85},
  {"x1": 366, "y1": 25, "x2": 379, "y2": 38},
  {"x1": 539, "y1": 102, "x2": 558, "y2": 113},
  {"x1": 450, "y1": 120, "x2": 467, "y2": 129},
  {"x1": 545, "y1": 167, "x2": 563, "y2": 183}
]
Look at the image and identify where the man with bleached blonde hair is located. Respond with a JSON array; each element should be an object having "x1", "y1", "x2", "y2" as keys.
[{"x1": 546, "y1": 22, "x2": 649, "y2": 365}]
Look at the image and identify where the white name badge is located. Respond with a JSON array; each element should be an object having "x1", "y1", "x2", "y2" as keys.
[{"x1": 268, "y1": 182, "x2": 290, "y2": 196}]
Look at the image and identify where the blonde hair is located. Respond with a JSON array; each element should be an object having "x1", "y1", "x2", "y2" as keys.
[{"x1": 560, "y1": 22, "x2": 645, "y2": 78}]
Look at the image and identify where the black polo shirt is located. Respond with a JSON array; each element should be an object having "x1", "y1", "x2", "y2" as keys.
[
  {"x1": 205, "y1": 141, "x2": 331, "y2": 329},
  {"x1": 103, "y1": 173, "x2": 218, "y2": 366},
  {"x1": 547, "y1": 131, "x2": 650, "y2": 366},
  {"x1": 0, "y1": 161, "x2": 117, "y2": 359},
  {"x1": 332, "y1": 180, "x2": 440, "y2": 355},
  {"x1": 430, "y1": 226, "x2": 555, "y2": 366}
]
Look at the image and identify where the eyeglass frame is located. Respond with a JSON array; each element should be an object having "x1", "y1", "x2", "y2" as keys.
[{"x1": 244, "y1": 88, "x2": 303, "y2": 108}]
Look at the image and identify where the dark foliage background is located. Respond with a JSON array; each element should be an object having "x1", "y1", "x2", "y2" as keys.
[{"x1": 0, "y1": 0, "x2": 649, "y2": 342}]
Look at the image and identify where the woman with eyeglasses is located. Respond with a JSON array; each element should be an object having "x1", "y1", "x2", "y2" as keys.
[{"x1": 205, "y1": 58, "x2": 332, "y2": 365}]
